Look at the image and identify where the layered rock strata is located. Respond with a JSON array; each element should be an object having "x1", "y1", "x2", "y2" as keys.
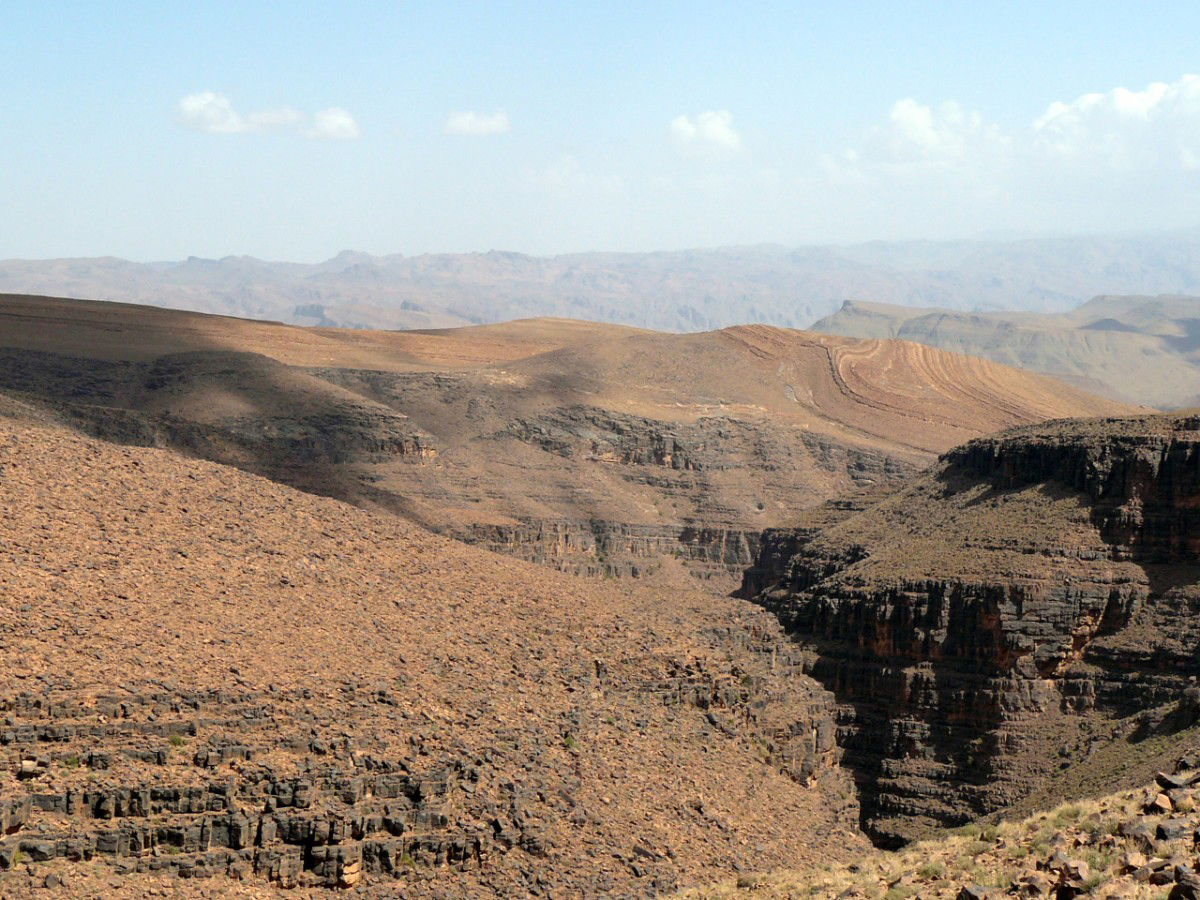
[
  {"x1": 745, "y1": 414, "x2": 1200, "y2": 846},
  {"x1": 0, "y1": 347, "x2": 915, "y2": 581},
  {"x1": 461, "y1": 519, "x2": 762, "y2": 579},
  {"x1": 0, "y1": 641, "x2": 855, "y2": 893},
  {"x1": 0, "y1": 416, "x2": 862, "y2": 894}
]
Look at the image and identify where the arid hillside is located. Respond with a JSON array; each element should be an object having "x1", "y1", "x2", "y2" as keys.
[
  {"x1": 0, "y1": 294, "x2": 1136, "y2": 581},
  {"x1": 695, "y1": 743, "x2": 1200, "y2": 898},
  {"x1": 0, "y1": 411, "x2": 869, "y2": 895},
  {"x1": 813, "y1": 294, "x2": 1200, "y2": 408},
  {"x1": 744, "y1": 412, "x2": 1200, "y2": 847}
]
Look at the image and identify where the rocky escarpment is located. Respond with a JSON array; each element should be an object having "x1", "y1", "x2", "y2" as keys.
[
  {"x1": 501, "y1": 405, "x2": 907, "y2": 484},
  {"x1": 0, "y1": 347, "x2": 917, "y2": 582},
  {"x1": 275, "y1": 369, "x2": 919, "y2": 580},
  {"x1": 460, "y1": 519, "x2": 761, "y2": 579},
  {"x1": 0, "y1": 622, "x2": 854, "y2": 894},
  {"x1": 744, "y1": 413, "x2": 1200, "y2": 847},
  {"x1": 0, "y1": 349, "x2": 436, "y2": 500},
  {"x1": 951, "y1": 415, "x2": 1200, "y2": 562},
  {"x1": 0, "y1": 298, "x2": 1132, "y2": 585},
  {"x1": 0, "y1": 633, "x2": 853, "y2": 894},
  {"x1": 739, "y1": 489, "x2": 894, "y2": 598},
  {"x1": 0, "y1": 686, "x2": 488, "y2": 890},
  {"x1": 443, "y1": 405, "x2": 908, "y2": 579}
]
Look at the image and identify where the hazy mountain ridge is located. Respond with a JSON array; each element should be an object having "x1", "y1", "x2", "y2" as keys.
[
  {"x1": 5, "y1": 230, "x2": 1200, "y2": 333},
  {"x1": 812, "y1": 293, "x2": 1200, "y2": 408}
]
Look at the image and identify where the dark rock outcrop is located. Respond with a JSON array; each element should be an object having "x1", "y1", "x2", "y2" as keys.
[
  {"x1": 744, "y1": 414, "x2": 1200, "y2": 845},
  {"x1": 0, "y1": 620, "x2": 855, "y2": 891}
]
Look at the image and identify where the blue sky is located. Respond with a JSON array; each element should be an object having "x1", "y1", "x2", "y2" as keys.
[{"x1": 3, "y1": 1, "x2": 1199, "y2": 260}]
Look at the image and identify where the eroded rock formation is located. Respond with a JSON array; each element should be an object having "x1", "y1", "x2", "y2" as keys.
[
  {"x1": 745, "y1": 414, "x2": 1200, "y2": 846},
  {"x1": 0, "y1": 296, "x2": 1132, "y2": 583}
]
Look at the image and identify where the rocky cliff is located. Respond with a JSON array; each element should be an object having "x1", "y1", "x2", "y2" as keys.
[
  {"x1": 461, "y1": 519, "x2": 762, "y2": 579},
  {"x1": 0, "y1": 296, "x2": 1134, "y2": 584},
  {"x1": 744, "y1": 413, "x2": 1200, "y2": 846}
]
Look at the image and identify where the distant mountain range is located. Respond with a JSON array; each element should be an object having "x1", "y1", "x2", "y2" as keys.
[
  {"x1": 812, "y1": 294, "x2": 1200, "y2": 409},
  {"x1": 4, "y1": 230, "x2": 1200, "y2": 333}
]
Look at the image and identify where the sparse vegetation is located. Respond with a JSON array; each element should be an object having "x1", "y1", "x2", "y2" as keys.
[
  {"x1": 1051, "y1": 803, "x2": 1083, "y2": 826},
  {"x1": 915, "y1": 861, "x2": 944, "y2": 880},
  {"x1": 683, "y1": 771, "x2": 1200, "y2": 899},
  {"x1": 0, "y1": 293, "x2": 1194, "y2": 899}
]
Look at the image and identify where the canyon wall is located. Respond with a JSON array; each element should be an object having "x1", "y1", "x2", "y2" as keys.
[
  {"x1": 745, "y1": 414, "x2": 1200, "y2": 845},
  {"x1": 460, "y1": 519, "x2": 762, "y2": 580},
  {"x1": 0, "y1": 347, "x2": 916, "y2": 581}
]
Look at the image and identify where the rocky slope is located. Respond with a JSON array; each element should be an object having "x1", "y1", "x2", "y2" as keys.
[
  {"x1": 696, "y1": 745, "x2": 1200, "y2": 898},
  {"x1": 743, "y1": 412, "x2": 1200, "y2": 847},
  {"x1": 0, "y1": 294, "x2": 1133, "y2": 582},
  {"x1": 812, "y1": 294, "x2": 1200, "y2": 407},
  {"x1": 0, "y1": 411, "x2": 866, "y2": 895}
]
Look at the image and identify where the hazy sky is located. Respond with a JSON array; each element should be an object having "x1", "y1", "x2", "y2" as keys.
[{"x1": 3, "y1": 1, "x2": 1199, "y2": 261}]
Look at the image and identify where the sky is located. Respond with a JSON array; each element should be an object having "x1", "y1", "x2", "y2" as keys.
[{"x1": 2, "y1": 1, "x2": 1200, "y2": 261}]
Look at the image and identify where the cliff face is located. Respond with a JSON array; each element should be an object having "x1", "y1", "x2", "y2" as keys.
[
  {"x1": 745, "y1": 414, "x2": 1200, "y2": 846},
  {"x1": 952, "y1": 417, "x2": 1200, "y2": 562},
  {"x1": 461, "y1": 519, "x2": 762, "y2": 580},
  {"x1": 0, "y1": 346, "x2": 919, "y2": 582}
]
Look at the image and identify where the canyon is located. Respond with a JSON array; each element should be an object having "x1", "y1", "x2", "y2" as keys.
[
  {"x1": 0, "y1": 413, "x2": 863, "y2": 895},
  {"x1": 0, "y1": 294, "x2": 1131, "y2": 585},
  {"x1": 743, "y1": 412, "x2": 1200, "y2": 847},
  {"x1": 2, "y1": 293, "x2": 1198, "y2": 894}
]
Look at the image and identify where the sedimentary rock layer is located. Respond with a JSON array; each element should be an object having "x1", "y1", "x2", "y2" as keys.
[
  {"x1": 0, "y1": 294, "x2": 1133, "y2": 580},
  {"x1": 0, "y1": 414, "x2": 863, "y2": 894},
  {"x1": 746, "y1": 413, "x2": 1200, "y2": 846}
]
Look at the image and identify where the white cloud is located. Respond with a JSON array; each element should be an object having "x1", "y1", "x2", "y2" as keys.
[
  {"x1": 444, "y1": 110, "x2": 511, "y2": 136},
  {"x1": 1032, "y1": 74, "x2": 1200, "y2": 170},
  {"x1": 815, "y1": 73, "x2": 1200, "y2": 239},
  {"x1": 308, "y1": 107, "x2": 360, "y2": 141},
  {"x1": 841, "y1": 74, "x2": 1200, "y2": 176},
  {"x1": 866, "y1": 98, "x2": 1009, "y2": 164},
  {"x1": 179, "y1": 92, "x2": 259, "y2": 134},
  {"x1": 177, "y1": 92, "x2": 359, "y2": 140},
  {"x1": 670, "y1": 110, "x2": 741, "y2": 152}
]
